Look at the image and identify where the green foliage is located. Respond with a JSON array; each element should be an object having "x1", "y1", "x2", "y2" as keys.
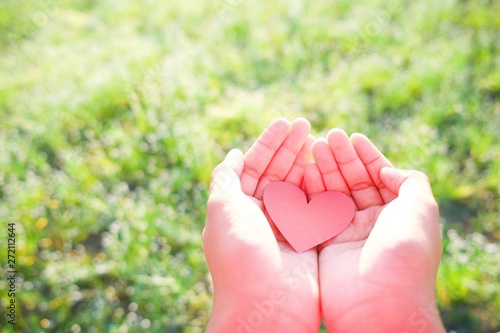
[
  {"x1": 0, "y1": 0, "x2": 498, "y2": 332},
  {"x1": 438, "y1": 230, "x2": 500, "y2": 332}
]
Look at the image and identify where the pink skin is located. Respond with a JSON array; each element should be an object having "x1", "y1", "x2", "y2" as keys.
[
  {"x1": 305, "y1": 129, "x2": 446, "y2": 332},
  {"x1": 203, "y1": 118, "x2": 321, "y2": 333},
  {"x1": 204, "y1": 120, "x2": 445, "y2": 332}
]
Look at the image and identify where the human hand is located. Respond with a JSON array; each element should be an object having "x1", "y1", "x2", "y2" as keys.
[
  {"x1": 305, "y1": 129, "x2": 446, "y2": 333},
  {"x1": 203, "y1": 118, "x2": 320, "y2": 333}
]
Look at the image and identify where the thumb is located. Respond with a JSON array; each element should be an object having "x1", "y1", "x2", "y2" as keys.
[
  {"x1": 380, "y1": 167, "x2": 435, "y2": 202},
  {"x1": 379, "y1": 167, "x2": 440, "y2": 239},
  {"x1": 380, "y1": 167, "x2": 439, "y2": 230},
  {"x1": 365, "y1": 168, "x2": 442, "y2": 288},
  {"x1": 209, "y1": 149, "x2": 244, "y2": 197}
]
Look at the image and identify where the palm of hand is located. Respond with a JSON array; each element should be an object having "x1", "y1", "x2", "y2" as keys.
[{"x1": 318, "y1": 204, "x2": 433, "y2": 332}]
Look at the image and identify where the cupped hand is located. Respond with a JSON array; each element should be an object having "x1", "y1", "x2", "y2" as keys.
[
  {"x1": 305, "y1": 129, "x2": 446, "y2": 333},
  {"x1": 203, "y1": 118, "x2": 321, "y2": 333}
]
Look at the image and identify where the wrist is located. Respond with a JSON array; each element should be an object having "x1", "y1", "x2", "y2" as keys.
[
  {"x1": 207, "y1": 291, "x2": 320, "y2": 333},
  {"x1": 325, "y1": 295, "x2": 445, "y2": 333},
  {"x1": 404, "y1": 299, "x2": 446, "y2": 333}
]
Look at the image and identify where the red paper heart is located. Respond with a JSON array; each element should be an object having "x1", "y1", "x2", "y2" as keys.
[{"x1": 263, "y1": 181, "x2": 355, "y2": 253}]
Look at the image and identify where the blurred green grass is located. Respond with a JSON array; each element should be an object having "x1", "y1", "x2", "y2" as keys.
[{"x1": 0, "y1": 0, "x2": 499, "y2": 332}]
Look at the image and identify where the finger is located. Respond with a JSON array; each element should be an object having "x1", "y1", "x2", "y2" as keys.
[
  {"x1": 311, "y1": 138, "x2": 350, "y2": 197},
  {"x1": 209, "y1": 149, "x2": 245, "y2": 197},
  {"x1": 254, "y1": 118, "x2": 310, "y2": 199},
  {"x1": 380, "y1": 168, "x2": 436, "y2": 206},
  {"x1": 373, "y1": 168, "x2": 441, "y2": 264},
  {"x1": 379, "y1": 168, "x2": 440, "y2": 239},
  {"x1": 299, "y1": 177, "x2": 307, "y2": 193},
  {"x1": 284, "y1": 134, "x2": 314, "y2": 187},
  {"x1": 350, "y1": 133, "x2": 395, "y2": 203},
  {"x1": 327, "y1": 129, "x2": 384, "y2": 210},
  {"x1": 304, "y1": 161, "x2": 325, "y2": 201},
  {"x1": 240, "y1": 118, "x2": 290, "y2": 196}
]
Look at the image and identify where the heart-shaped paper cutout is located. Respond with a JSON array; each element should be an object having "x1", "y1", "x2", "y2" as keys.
[{"x1": 263, "y1": 181, "x2": 355, "y2": 253}]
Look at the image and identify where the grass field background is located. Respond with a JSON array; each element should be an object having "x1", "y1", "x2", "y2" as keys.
[{"x1": 0, "y1": 0, "x2": 499, "y2": 332}]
